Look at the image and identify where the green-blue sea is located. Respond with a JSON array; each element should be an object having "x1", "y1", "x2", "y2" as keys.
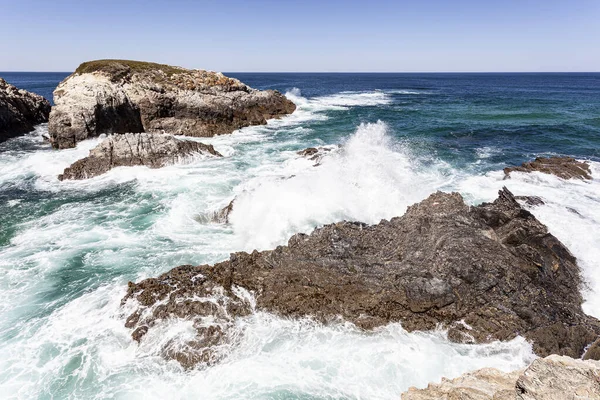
[{"x1": 0, "y1": 72, "x2": 599, "y2": 399}]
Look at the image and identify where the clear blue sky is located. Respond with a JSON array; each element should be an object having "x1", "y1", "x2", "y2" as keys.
[{"x1": 1, "y1": 0, "x2": 599, "y2": 72}]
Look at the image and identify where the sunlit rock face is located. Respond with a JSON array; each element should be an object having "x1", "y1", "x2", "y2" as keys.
[{"x1": 48, "y1": 59, "x2": 296, "y2": 149}]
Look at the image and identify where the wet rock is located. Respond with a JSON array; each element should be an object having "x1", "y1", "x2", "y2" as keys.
[
  {"x1": 58, "y1": 132, "x2": 221, "y2": 180},
  {"x1": 504, "y1": 157, "x2": 592, "y2": 180},
  {"x1": 583, "y1": 337, "x2": 600, "y2": 361},
  {"x1": 48, "y1": 60, "x2": 296, "y2": 149},
  {"x1": 514, "y1": 195, "x2": 545, "y2": 207},
  {"x1": 122, "y1": 188, "x2": 600, "y2": 367},
  {"x1": 0, "y1": 77, "x2": 51, "y2": 143},
  {"x1": 402, "y1": 355, "x2": 600, "y2": 400},
  {"x1": 210, "y1": 199, "x2": 235, "y2": 224},
  {"x1": 297, "y1": 145, "x2": 337, "y2": 165}
]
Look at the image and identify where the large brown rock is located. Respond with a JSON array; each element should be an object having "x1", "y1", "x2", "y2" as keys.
[
  {"x1": 0, "y1": 78, "x2": 51, "y2": 143},
  {"x1": 58, "y1": 132, "x2": 222, "y2": 180},
  {"x1": 48, "y1": 60, "x2": 296, "y2": 149},
  {"x1": 504, "y1": 157, "x2": 592, "y2": 180},
  {"x1": 401, "y1": 355, "x2": 600, "y2": 400},
  {"x1": 122, "y1": 188, "x2": 600, "y2": 367}
]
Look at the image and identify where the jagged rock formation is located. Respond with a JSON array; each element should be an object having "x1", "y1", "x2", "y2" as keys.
[
  {"x1": 402, "y1": 355, "x2": 600, "y2": 400},
  {"x1": 48, "y1": 60, "x2": 296, "y2": 149},
  {"x1": 58, "y1": 132, "x2": 221, "y2": 180},
  {"x1": 504, "y1": 156, "x2": 592, "y2": 180},
  {"x1": 0, "y1": 78, "x2": 51, "y2": 142},
  {"x1": 122, "y1": 188, "x2": 600, "y2": 368}
]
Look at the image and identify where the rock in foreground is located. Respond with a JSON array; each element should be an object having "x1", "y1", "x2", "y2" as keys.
[
  {"x1": 504, "y1": 156, "x2": 592, "y2": 180},
  {"x1": 122, "y1": 188, "x2": 600, "y2": 367},
  {"x1": 402, "y1": 355, "x2": 600, "y2": 400},
  {"x1": 59, "y1": 132, "x2": 221, "y2": 180},
  {"x1": 402, "y1": 367, "x2": 521, "y2": 399},
  {"x1": 0, "y1": 78, "x2": 51, "y2": 143},
  {"x1": 49, "y1": 60, "x2": 296, "y2": 149}
]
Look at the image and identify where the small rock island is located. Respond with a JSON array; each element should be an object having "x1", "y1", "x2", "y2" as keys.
[{"x1": 48, "y1": 60, "x2": 296, "y2": 149}]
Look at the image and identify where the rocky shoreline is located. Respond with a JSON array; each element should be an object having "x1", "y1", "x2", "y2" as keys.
[
  {"x1": 48, "y1": 59, "x2": 296, "y2": 149},
  {"x1": 0, "y1": 78, "x2": 51, "y2": 143},
  {"x1": 1, "y1": 65, "x2": 598, "y2": 397}
]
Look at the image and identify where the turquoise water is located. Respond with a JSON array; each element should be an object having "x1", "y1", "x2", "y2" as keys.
[{"x1": 0, "y1": 73, "x2": 599, "y2": 399}]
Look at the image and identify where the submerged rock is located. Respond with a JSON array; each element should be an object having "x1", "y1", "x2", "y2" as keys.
[
  {"x1": 122, "y1": 188, "x2": 600, "y2": 367},
  {"x1": 48, "y1": 59, "x2": 296, "y2": 149},
  {"x1": 504, "y1": 156, "x2": 592, "y2": 180},
  {"x1": 58, "y1": 132, "x2": 221, "y2": 180},
  {"x1": 0, "y1": 78, "x2": 51, "y2": 143},
  {"x1": 210, "y1": 199, "x2": 235, "y2": 224},
  {"x1": 401, "y1": 355, "x2": 600, "y2": 400},
  {"x1": 297, "y1": 145, "x2": 338, "y2": 165}
]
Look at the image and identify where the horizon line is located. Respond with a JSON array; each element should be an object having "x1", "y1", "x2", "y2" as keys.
[{"x1": 1, "y1": 70, "x2": 600, "y2": 74}]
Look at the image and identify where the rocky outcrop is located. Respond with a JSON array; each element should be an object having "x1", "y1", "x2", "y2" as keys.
[
  {"x1": 402, "y1": 355, "x2": 600, "y2": 400},
  {"x1": 48, "y1": 60, "x2": 296, "y2": 149},
  {"x1": 504, "y1": 157, "x2": 592, "y2": 180},
  {"x1": 122, "y1": 188, "x2": 600, "y2": 367},
  {"x1": 402, "y1": 367, "x2": 521, "y2": 399},
  {"x1": 516, "y1": 356, "x2": 600, "y2": 399},
  {"x1": 58, "y1": 132, "x2": 221, "y2": 180},
  {"x1": 0, "y1": 78, "x2": 51, "y2": 142}
]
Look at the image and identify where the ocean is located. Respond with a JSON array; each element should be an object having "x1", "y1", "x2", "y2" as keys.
[{"x1": 0, "y1": 72, "x2": 599, "y2": 399}]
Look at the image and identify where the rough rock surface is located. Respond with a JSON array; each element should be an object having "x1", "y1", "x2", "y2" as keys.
[
  {"x1": 402, "y1": 367, "x2": 521, "y2": 399},
  {"x1": 0, "y1": 78, "x2": 51, "y2": 142},
  {"x1": 48, "y1": 60, "x2": 296, "y2": 149},
  {"x1": 122, "y1": 188, "x2": 600, "y2": 367},
  {"x1": 584, "y1": 337, "x2": 600, "y2": 361},
  {"x1": 504, "y1": 157, "x2": 592, "y2": 180},
  {"x1": 402, "y1": 355, "x2": 600, "y2": 400},
  {"x1": 59, "y1": 132, "x2": 221, "y2": 180},
  {"x1": 516, "y1": 355, "x2": 600, "y2": 399}
]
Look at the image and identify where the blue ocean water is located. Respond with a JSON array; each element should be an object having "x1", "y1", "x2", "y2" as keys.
[{"x1": 0, "y1": 72, "x2": 599, "y2": 399}]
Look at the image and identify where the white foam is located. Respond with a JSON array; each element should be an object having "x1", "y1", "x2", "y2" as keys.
[
  {"x1": 229, "y1": 121, "x2": 456, "y2": 250},
  {"x1": 0, "y1": 91, "x2": 597, "y2": 399},
  {"x1": 0, "y1": 282, "x2": 534, "y2": 400}
]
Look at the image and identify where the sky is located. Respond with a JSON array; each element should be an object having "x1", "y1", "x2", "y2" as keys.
[{"x1": 1, "y1": 0, "x2": 599, "y2": 72}]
